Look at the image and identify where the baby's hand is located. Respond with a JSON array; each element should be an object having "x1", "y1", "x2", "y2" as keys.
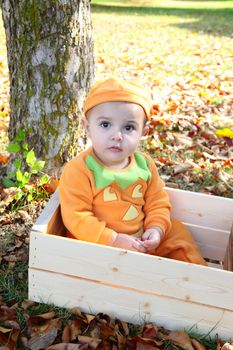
[
  {"x1": 112, "y1": 233, "x2": 147, "y2": 253},
  {"x1": 141, "y1": 227, "x2": 164, "y2": 251}
]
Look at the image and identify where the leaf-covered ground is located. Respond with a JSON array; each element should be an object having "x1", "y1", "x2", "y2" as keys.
[
  {"x1": 91, "y1": 1, "x2": 233, "y2": 197},
  {"x1": 0, "y1": 1, "x2": 233, "y2": 349}
]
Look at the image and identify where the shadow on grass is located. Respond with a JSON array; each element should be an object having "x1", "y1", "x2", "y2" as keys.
[{"x1": 91, "y1": 4, "x2": 233, "y2": 37}]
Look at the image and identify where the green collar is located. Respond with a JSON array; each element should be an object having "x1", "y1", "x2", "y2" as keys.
[{"x1": 85, "y1": 152, "x2": 151, "y2": 190}]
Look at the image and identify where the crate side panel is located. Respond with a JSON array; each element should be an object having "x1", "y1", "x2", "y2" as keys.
[
  {"x1": 31, "y1": 192, "x2": 57, "y2": 234},
  {"x1": 28, "y1": 268, "x2": 233, "y2": 340},
  {"x1": 166, "y1": 187, "x2": 233, "y2": 231},
  {"x1": 29, "y1": 232, "x2": 233, "y2": 311},
  {"x1": 185, "y1": 224, "x2": 229, "y2": 261}
]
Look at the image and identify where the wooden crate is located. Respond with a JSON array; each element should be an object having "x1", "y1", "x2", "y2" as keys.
[{"x1": 29, "y1": 188, "x2": 233, "y2": 339}]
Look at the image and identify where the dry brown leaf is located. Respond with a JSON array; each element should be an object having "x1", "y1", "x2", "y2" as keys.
[
  {"x1": 46, "y1": 344, "x2": 87, "y2": 350},
  {"x1": 62, "y1": 324, "x2": 71, "y2": 343},
  {"x1": 0, "y1": 325, "x2": 11, "y2": 333},
  {"x1": 69, "y1": 319, "x2": 85, "y2": 340},
  {"x1": 84, "y1": 313, "x2": 95, "y2": 323},
  {"x1": 191, "y1": 338, "x2": 206, "y2": 350},
  {"x1": 3, "y1": 255, "x2": 17, "y2": 262},
  {"x1": 0, "y1": 154, "x2": 9, "y2": 164},
  {"x1": 115, "y1": 330, "x2": 127, "y2": 350},
  {"x1": 173, "y1": 163, "x2": 193, "y2": 175},
  {"x1": 28, "y1": 326, "x2": 59, "y2": 350},
  {"x1": 18, "y1": 209, "x2": 31, "y2": 222},
  {"x1": 168, "y1": 331, "x2": 194, "y2": 350},
  {"x1": 0, "y1": 187, "x2": 17, "y2": 213},
  {"x1": 0, "y1": 306, "x2": 17, "y2": 323},
  {"x1": 115, "y1": 319, "x2": 129, "y2": 336},
  {"x1": 21, "y1": 299, "x2": 35, "y2": 310},
  {"x1": 78, "y1": 335, "x2": 102, "y2": 348},
  {"x1": 143, "y1": 324, "x2": 159, "y2": 340},
  {"x1": 1, "y1": 320, "x2": 20, "y2": 330},
  {"x1": 69, "y1": 307, "x2": 83, "y2": 318},
  {"x1": 37, "y1": 311, "x2": 56, "y2": 320}
]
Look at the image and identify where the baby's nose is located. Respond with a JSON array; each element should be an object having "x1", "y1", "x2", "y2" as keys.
[{"x1": 111, "y1": 130, "x2": 123, "y2": 141}]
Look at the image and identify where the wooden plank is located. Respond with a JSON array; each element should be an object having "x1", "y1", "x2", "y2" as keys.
[
  {"x1": 185, "y1": 224, "x2": 229, "y2": 261},
  {"x1": 28, "y1": 268, "x2": 233, "y2": 340},
  {"x1": 166, "y1": 187, "x2": 233, "y2": 231},
  {"x1": 29, "y1": 232, "x2": 233, "y2": 311}
]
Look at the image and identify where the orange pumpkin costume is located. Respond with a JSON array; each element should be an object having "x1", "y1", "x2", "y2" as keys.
[
  {"x1": 59, "y1": 77, "x2": 206, "y2": 265},
  {"x1": 59, "y1": 147, "x2": 206, "y2": 265}
]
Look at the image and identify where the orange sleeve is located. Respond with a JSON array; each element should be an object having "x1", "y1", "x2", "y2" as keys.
[
  {"x1": 58, "y1": 156, "x2": 115, "y2": 245},
  {"x1": 143, "y1": 155, "x2": 171, "y2": 235}
]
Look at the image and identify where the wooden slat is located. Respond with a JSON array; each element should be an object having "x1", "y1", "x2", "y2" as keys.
[
  {"x1": 185, "y1": 224, "x2": 229, "y2": 261},
  {"x1": 29, "y1": 232, "x2": 233, "y2": 311},
  {"x1": 28, "y1": 268, "x2": 233, "y2": 340},
  {"x1": 165, "y1": 187, "x2": 233, "y2": 231}
]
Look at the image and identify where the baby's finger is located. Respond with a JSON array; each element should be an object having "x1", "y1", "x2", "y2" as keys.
[
  {"x1": 143, "y1": 240, "x2": 159, "y2": 249},
  {"x1": 132, "y1": 240, "x2": 147, "y2": 252}
]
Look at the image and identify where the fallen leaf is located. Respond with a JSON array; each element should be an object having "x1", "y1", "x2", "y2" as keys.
[
  {"x1": 0, "y1": 187, "x2": 17, "y2": 213},
  {"x1": 28, "y1": 327, "x2": 59, "y2": 350},
  {"x1": 168, "y1": 331, "x2": 194, "y2": 350},
  {"x1": 46, "y1": 344, "x2": 87, "y2": 350},
  {"x1": 191, "y1": 338, "x2": 206, "y2": 350},
  {"x1": 78, "y1": 335, "x2": 102, "y2": 348},
  {"x1": 143, "y1": 324, "x2": 159, "y2": 340},
  {"x1": 173, "y1": 163, "x2": 193, "y2": 175},
  {"x1": 18, "y1": 209, "x2": 31, "y2": 222},
  {"x1": 0, "y1": 326, "x2": 11, "y2": 333},
  {"x1": 0, "y1": 306, "x2": 17, "y2": 323},
  {"x1": 0, "y1": 154, "x2": 9, "y2": 164},
  {"x1": 62, "y1": 324, "x2": 71, "y2": 343},
  {"x1": 28, "y1": 319, "x2": 62, "y2": 350}
]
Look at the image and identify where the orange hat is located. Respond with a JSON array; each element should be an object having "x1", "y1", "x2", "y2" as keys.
[{"x1": 83, "y1": 78, "x2": 152, "y2": 120}]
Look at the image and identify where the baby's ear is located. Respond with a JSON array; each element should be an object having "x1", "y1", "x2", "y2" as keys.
[{"x1": 82, "y1": 117, "x2": 90, "y2": 134}]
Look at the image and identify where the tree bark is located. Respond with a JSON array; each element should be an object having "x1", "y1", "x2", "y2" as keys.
[{"x1": 1, "y1": 0, "x2": 94, "y2": 175}]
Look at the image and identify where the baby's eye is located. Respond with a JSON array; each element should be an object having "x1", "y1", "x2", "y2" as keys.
[
  {"x1": 125, "y1": 124, "x2": 135, "y2": 132},
  {"x1": 100, "y1": 121, "x2": 110, "y2": 128}
]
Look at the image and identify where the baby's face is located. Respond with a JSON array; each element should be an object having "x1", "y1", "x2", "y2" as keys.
[{"x1": 84, "y1": 101, "x2": 146, "y2": 169}]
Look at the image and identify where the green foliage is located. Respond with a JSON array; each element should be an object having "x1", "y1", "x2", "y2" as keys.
[
  {"x1": 2, "y1": 129, "x2": 50, "y2": 210},
  {"x1": 4, "y1": 129, "x2": 47, "y2": 188}
]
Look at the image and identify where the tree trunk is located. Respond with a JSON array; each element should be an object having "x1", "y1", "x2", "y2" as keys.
[{"x1": 1, "y1": 0, "x2": 94, "y2": 176}]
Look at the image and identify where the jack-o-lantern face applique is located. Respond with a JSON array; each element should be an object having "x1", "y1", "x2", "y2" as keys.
[
  {"x1": 103, "y1": 186, "x2": 118, "y2": 202},
  {"x1": 132, "y1": 184, "x2": 143, "y2": 198},
  {"x1": 102, "y1": 184, "x2": 144, "y2": 222},
  {"x1": 122, "y1": 205, "x2": 139, "y2": 221}
]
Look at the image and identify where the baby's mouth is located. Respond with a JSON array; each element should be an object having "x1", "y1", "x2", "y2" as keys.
[{"x1": 109, "y1": 146, "x2": 122, "y2": 152}]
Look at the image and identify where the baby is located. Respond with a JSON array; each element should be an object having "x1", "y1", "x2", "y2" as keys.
[{"x1": 59, "y1": 78, "x2": 206, "y2": 265}]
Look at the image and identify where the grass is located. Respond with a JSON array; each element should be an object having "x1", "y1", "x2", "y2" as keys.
[
  {"x1": 0, "y1": 261, "x2": 28, "y2": 304},
  {"x1": 91, "y1": 0, "x2": 233, "y2": 36}
]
